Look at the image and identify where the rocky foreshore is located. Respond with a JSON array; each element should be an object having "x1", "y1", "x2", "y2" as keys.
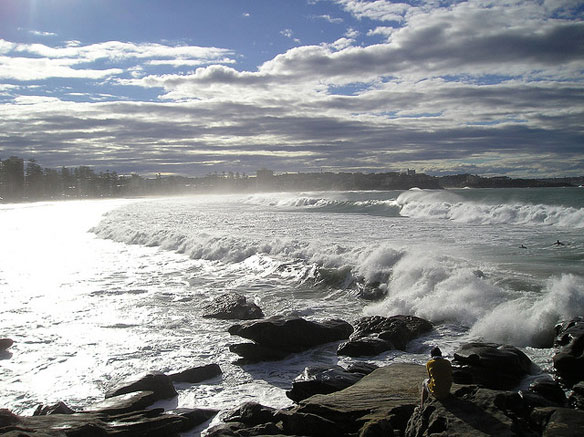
[{"x1": 1, "y1": 315, "x2": 583, "y2": 436}]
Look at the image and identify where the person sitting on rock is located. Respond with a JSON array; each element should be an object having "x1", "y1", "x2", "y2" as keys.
[{"x1": 421, "y1": 346, "x2": 452, "y2": 407}]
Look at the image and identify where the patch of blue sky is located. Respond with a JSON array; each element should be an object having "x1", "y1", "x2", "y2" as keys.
[
  {"x1": 327, "y1": 82, "x2": 374, "y2": 96},
  {"x1": 466, "y1": 118, "x2": 528, "y2": 126},
  {"x1": 440, "y1": 74, "x2": 517, "y2": 85}
]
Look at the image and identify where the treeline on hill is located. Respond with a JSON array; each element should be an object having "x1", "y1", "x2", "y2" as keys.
[{"x1": 1, "y1": 155, "x2": 582, "y2": 203}]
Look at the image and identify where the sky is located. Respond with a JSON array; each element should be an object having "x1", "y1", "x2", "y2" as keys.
[{"x1": 0, "y1": 0, "x2": 583, "y2": 178}]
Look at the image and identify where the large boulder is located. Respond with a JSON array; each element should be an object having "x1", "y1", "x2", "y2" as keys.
[
  {"x1": 553, "y1": 317, "x2": 584, "y2": 387},
  {"x1": 286, "y1": 364, "x2": 377, "y2": 403},
  {"x1": 170, "y1": 363, "x2": 222, "y2": 383},
  {"x1": 228, "y1": 316, "x2": 353, "y2": 363},
  {"x1": 105, "y1": 371, "x2": 177, "y2": 402},
  {"x1": 452, "y1": 342, "x2": 535, "y2": 389},
  {"x1": 338, "y1": 315, "x2": 433, "y2": 357},
  {"x1": 202, "y1": 292, "x2": 264, "y2": 320}
]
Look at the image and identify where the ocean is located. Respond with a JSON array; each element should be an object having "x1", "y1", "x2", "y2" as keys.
[{"x1": 1, "y1": 188, "x2": 583, "y2": 433}]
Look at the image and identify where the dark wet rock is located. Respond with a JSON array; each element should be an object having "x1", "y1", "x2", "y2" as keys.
[
  {"x1": 170, "y1": 363, "x2": 222, "y2": 383},
  {"x1": 452, "y1": 342, "x2": 535, "y2": 389},
  {"x1": 531, "y1": 407, "x2": 584, "y2": 436},
  {"x1": 405, "y1": 385, "x2": 531, "y2": 437},
  {"x1": 166, "y1": 408, "x2": 219, "y2": 430},
  {"x1": 86, "y1": 391, "x2": 158, "y2": 415},
  {"x1": 337, "y1": 336, "x2": 393, "y2": 357},
  {"x1": 105, "y1": 371, "x2": 177, "y2": 402},
  {"x1": 553, "y1": 317, "x2": 584, "y2": 387},
  {"x1": 228, "y1": 316, "x2": 353, "y2": 363},
  {"x1": 0, "y1": 408, "x2": 192, "y2": 436},
  {"x1": 277, "y1": 409, "x2": 342, "y2": 437},
  {"x1": 337, "y1": 315, "x2": 433, "y2": 357},
  {"x1": 203, "y1": 292, "x2": 264, "y2": 320},
  {"x1": 286, "y1": 365, "x2": 368, "y2": 403},
  {"x1": 223, "y1": 401, "x2": 279, "y2": 426},
  {"x1": 0, "y1": 338, "x2": 14, "y2": 351},
  {"x1": 229, "y1": 342, "x2": 291, "y2": 364},
  {"x1": 569, "y1": 381, "x2": 584, "y2": 409},
  {"x1": 526, "y1": 378, "x2": 568, "y2": 407},
  {"x1": 33, "y1": 401, "x2": 76, "y2": 416},
  {"x1": 346, "y1": 361, "x2": 379, "y2": 375},
  {"x1": 356, "y1": 282, "x2": 387, "y2": 301}
]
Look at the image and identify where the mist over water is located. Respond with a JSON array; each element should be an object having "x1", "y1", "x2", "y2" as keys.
[{"x1": 1, "y1": 188, "x2": 583, "y2": 425}]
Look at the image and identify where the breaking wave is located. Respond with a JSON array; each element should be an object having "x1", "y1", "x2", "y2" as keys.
[{"x1": 396, "y1": 190, "x2": 584, "y2": 228}]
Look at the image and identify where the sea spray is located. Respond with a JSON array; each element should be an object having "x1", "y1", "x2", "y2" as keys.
[{"x1": 470, "y1": 274, "x2": 584, "y2": 347}]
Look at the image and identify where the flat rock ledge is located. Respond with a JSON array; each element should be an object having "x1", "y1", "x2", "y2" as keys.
[
  {"x1": 206, "y1": 363, "x2": 584, "y2": 437},
  {"x1": 0, "y1": 369, "x2": 221, "y2": 436}
]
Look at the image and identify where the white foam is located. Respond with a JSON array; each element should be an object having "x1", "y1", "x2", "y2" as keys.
[{"x1": 396, "y1": 190, "x2": 584, "y2": 228}]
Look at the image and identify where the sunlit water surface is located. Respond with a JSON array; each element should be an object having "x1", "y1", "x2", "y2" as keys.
[{"x1": 1, "y1": 189, "x2": 583, "y2": 434}]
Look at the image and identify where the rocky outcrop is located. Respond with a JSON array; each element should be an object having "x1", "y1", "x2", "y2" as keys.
[
  {"x1": 105, "y1": 371, "x2": 178, "y2": 402},
  {"x1": 228, "y1": 316, "x2": 353, "y2": 363},
  {"x1": 553, "y1": 316, "x2": 584, "y2": 387},
  {"x1": 286, "y1": 363, "x2": 378, "y2": 402},
  {"x1": 207, "y1": 364, "x2": 425, "y2": 437},
  {"x1": 452, "y1": 342, "x2": 535, "y2": 389},
  {"x1": 337, "y1": 315, "x2": 433, "y2": 357},
  {"x1": 0, "y1": 407, "x2": 217, "y2": 436},
  {"x1": 170, "y1": 363, "x2": 222, "y2": 384},
  {"x1": 203, "y1": 292, "x2": 264, "y2": 320}
]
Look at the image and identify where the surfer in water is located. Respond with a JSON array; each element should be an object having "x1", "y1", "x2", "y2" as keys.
[{"x1": 554, "y1": 240, "x2": 565, "y2": 246}]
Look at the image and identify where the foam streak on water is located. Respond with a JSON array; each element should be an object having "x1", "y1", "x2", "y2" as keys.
[{"x1": 1, "y1": 189, "x2": 583, "y2": 427}]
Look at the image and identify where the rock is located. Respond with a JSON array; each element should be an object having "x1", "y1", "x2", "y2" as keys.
[
  {"x1": 553, "y1": 317, "x2": 584, "y2": 387},
  {"x1": 86, "y1": 391, "x2": 158, "y2": 415},
  {"x1": 295, "y1": 364, "x2": 428, "y2": 435},
  {"x1": 205, "y1": 364, "x2": 427, "y2": 437},
  {"x1": 0, "y1": 338, "x2": 13, "y2": 351},
  {"x1": 165, "y1": 408, "x2": 219, "y2": 430},
  {"x1": 203, "y1": 292, "x2": 264, "y2": 320},
  {"x1": 229, "y1": 342, "x2": 291, "y2": 364},
  {"x1": 405, "y1": 386, "x2": 527, "y2": 437},
  {"x1": 0, "y1": 338, "x2": 13, "y2": 352},
  {"x1": 337, "y1": 336, "x2": 393, "y2": 357},
  {"x1": 223, "y1": 401, "x2": 279, "y2": 426},
  {"x1": 33, "y1": 401, "x2": 76, "y2": 416},
  {"x1": 228, "y1": 316, "x2": 353, "y2": 362},
  {"x1": 105, "y1": 371, "x2": 177, "y2": 402},
  {"x1": 346, "y1": 362, "x2": 379, "y2": 375},
  {"x1": 531, "y1": 407, "x2": 584, "y2": 436},
  {"x1": 452, "y1": 342, "x2": 535, "y2": 389},
  {"x1": 527, "y1": 378, "x2": 567, "y2": 407},
  {"x1": 568, "y1": 381, "x2": 584, "y2": 409},
  {"x1": 338, "y1": 315, "x2": 433, "y2": 357},
  {"x1": 0, "y1": 408, "x2": 192, "y2": 436},
  {"x1": 170, "y1": 363, "x2": 222, "y2": 383},
  {"x1": 286, "y1": 365, "x2": 368, "y2": 403}
]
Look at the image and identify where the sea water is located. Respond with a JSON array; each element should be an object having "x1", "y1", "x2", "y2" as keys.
[{"x1": 1, "y1": 188, "x2": 583, "y2": 432}]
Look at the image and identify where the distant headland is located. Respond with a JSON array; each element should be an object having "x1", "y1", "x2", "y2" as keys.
[{"x1": 1, "y1": 156, "x2": 582, "y2": 202}]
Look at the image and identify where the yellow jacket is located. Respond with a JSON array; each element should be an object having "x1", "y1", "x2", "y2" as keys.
[{"x1": 426, "y1": 357, "x2": 452, "y2": 400}]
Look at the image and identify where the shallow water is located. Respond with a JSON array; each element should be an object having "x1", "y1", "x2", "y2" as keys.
[{"x1": 1, "y1": 189, "x2": 582, "y2": 434}]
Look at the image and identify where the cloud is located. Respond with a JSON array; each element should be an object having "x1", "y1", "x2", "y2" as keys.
[
  {"x1": 0, "y1": 0, "x2": 582, "y2": 177},
  {"x1": 334, "y1": 0, "x2": 413, "y2": 22},
  {"x1": 313, "y1": 14, "x2": 344, "y2": 24},
  {"x1": 0, "y1": 39, "x2": 236, "y2": 81}
]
